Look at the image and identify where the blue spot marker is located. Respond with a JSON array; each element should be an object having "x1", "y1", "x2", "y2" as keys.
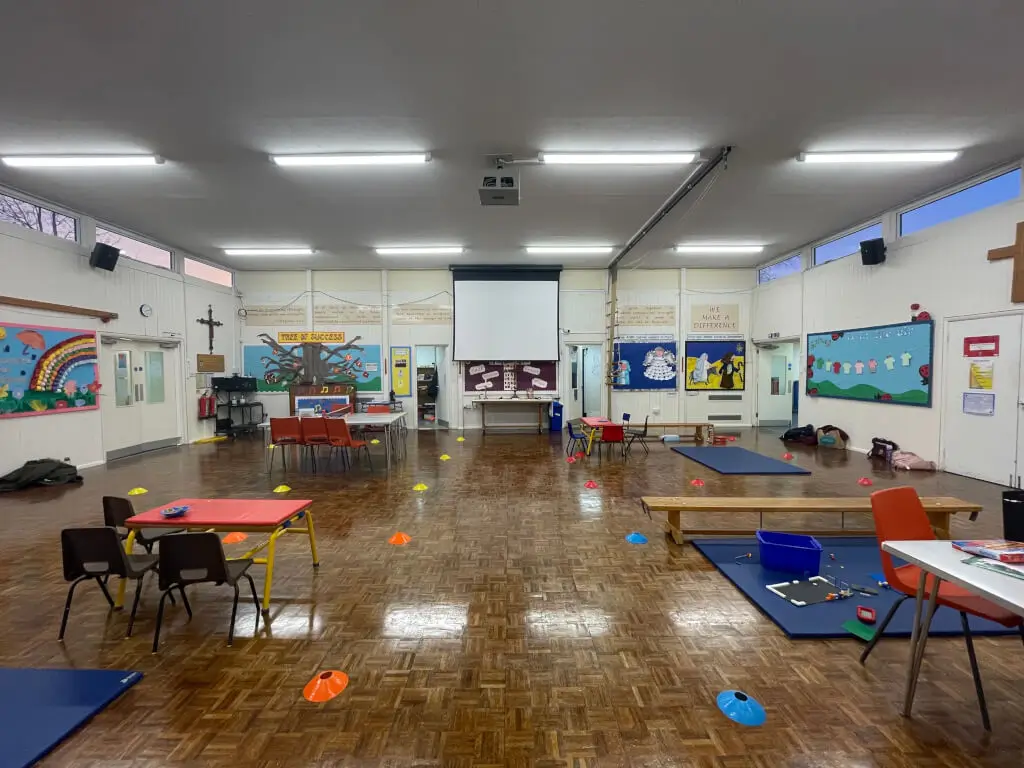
[
  {"x1": 625, "y1": 532, "x2": 648, "y2": 544},
  {"x1": 716, "y1": 690, "x2": 766, "y2": 726}
]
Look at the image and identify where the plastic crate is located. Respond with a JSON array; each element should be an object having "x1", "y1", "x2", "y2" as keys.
[{"x1": 756, "y1": 530, "x2": 822, "y2": 576}]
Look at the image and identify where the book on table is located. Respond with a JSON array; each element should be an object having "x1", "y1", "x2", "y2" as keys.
[{"x1": 952, "y1": 539, "x2": 1024, "y2": 564}]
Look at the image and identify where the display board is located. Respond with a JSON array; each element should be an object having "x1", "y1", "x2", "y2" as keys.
[
  {"x1": 463, "y1": 362, "x2": 557, "y2": 393},
  {"x1": 390, "y1": 346, "x2": 412, "y2": 397},
  {"x1": 612, "y1": 340, "x2": 678, "y2": 391},
  {"x1": 0, "y1": 322, "x2": 99, "y2": 418},
  {"x1": 243, "y1": 333, "x2": 382, "y2": 392},
  {"x1": 289, "y1": 383, "x2": 357, "y2": 414},
  {"x1": 684, "y1": 339, "x2": 746, "y2": 391},
  {"x1": 806, "y1": 320, "x2": 933, "y2": 406}
]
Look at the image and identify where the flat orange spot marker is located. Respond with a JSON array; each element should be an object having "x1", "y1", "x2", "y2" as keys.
[
  {"x1": 223, "y1": 532, "x2": 248, "y2": 545},
  {"x1": 303, "y1": 670, "x2": 349, "y2": 703},
  {"x1": 389, "y1": 532, "x2": 412, "y2": 545}
]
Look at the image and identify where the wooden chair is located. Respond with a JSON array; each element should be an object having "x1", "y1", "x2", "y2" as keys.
[
  {"x1": 269, "y1": 417, "x2": 302, "y2": 472},
  {"x1": 864, "y1": 487, "x2": 1024, "y2": 730}
]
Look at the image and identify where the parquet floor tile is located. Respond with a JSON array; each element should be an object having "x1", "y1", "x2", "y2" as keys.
[{"x1": 2, "y1": 429, "x2": 1024, "y2": 766}]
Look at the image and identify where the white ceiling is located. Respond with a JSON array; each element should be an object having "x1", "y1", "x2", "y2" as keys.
[{"x1": 1, "y1": 1, "x2": 1023, "y2": 271}]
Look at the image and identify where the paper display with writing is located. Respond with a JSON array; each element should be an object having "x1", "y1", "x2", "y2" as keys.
[
  {"x1": 616, "y1": 305, "x2": 677, "y2": 327},
  {"x1": 690, "y1": 304, "x2": 740, "y2": 333},
  {"x1": 463, "y1": 362, "x2": 557, "y2": 392},
  {"x1": 392, "y1": 304, "x2": 453, "y2": 325},
  {"x1": 243, "y1": 304, "x2": 306, "y2": 326},
  {"x1": 313, "y1": 302, "x2": 383, "y2": 325}
]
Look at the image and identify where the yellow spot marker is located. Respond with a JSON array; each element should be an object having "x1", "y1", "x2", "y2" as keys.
[
  {"x1": 440, "y1": 454, "x2": 451, "y2": 461},
  {"x1": 195, "y1": 436, "x2": 227, "y2": 444},
  {"x1": 413, "y1": 483, "x2": 429, "y2": 491},
  {"x1": 370, "y1": 439, "x2": 381, "y2": 445},
  {"x1": 456, "y1": 436, "x2": 465, "y2": 442},
  {"x1": 0, "y1": 327, "x2": 5, "y2": 340},
  {"x1": 273, "y1": 484, "x2": 292, "y2": 493},
  {"x1": 127, "y1": 487, "x2": 148, "y2": 496}
]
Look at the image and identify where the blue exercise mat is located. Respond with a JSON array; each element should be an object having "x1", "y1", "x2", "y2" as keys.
[
  {"x1": 0, "y1": 668, "x2": 142, "y2": 768},
  {"x1": 692, "y1": 536, "x2": 1016, "y2": 639},
  {"x1": 671, "y1": 445, "x2": 811, "y2": 475}
]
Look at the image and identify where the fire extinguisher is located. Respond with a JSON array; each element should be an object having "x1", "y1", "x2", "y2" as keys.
[{"x1": 199, "y1": 390, "x2": 215, "y2": 418}]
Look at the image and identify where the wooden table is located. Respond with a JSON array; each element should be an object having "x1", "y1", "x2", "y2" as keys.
[
  {"x1": 640, "y1": 495, "x2": 981, "y2": 545},
  {"x1": 883, "y1": 540, "x2": 1024, "y2": 726},
  {"x1": 642, "y1": 422, "x2": 715, "y2": 445},
  {"x1": 117, "y1": 498, "x2": 319, "y2": 615}
]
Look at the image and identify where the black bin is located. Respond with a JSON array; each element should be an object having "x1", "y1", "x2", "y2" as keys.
[{"x1": 1002, "y1": 490, "x2": 1024, "y2": 541}]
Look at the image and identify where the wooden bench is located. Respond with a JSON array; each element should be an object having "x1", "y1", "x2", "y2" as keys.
[
  {"x1": 640, "y1": 422, "x2": 715, "y2": 445},
  {"x1": 639, "y1": 496, "x2": 982, "y2": 545}
]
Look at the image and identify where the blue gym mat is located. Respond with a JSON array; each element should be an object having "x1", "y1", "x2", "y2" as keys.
[
  {"x1": 671, "y1": 445, "x2": 811, "y2": 475},
  {"x1": 0, "y1": 667, "x2": 142, "y2": 768},
  {"x1": 692, "y1": 536, "x2": 1017, "y2": 639}
]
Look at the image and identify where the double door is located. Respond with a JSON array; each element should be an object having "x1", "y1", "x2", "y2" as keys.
[
  {"x1": 100, "y1": 338, "x2": 181, "y2": 460},
  {"x1": 942, "y1": 315, "x2": 1024, "y2": 486}
]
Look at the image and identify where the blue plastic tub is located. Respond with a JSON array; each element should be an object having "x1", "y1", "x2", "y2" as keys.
[{"x1": 756, "y1": 530, "x2": 822, "y2": 576}]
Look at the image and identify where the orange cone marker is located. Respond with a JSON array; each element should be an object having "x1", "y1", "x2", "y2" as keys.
[
  {"x1": 223, "y1": 532, "x2": 248, "y2": 544},
  {"x1": 388, "y1": 532, "x2": 412, "y2": 545},
  {"x1": 303, "y1": 670, "x2": 349, "y2": 703}
]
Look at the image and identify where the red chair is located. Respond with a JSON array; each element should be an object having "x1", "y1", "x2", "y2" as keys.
[
  {"x1": 864, "y1": 487, "x2": 1024, "y2": 730},
  {"x1": 324, "y1": 417, "x2": 352, "y2": 470},
  {"x1": 300, "y1": 418, "x2": 331, "y2": 473},
  {"x1": 596, "y1": 424, "x2": 626, "y2": 461},
  {"x1": 367, "y1": 404, "x2": 391, "y2": 414},
  {"x1": 334, "y1": 419, "x2": 372, "y2": 470},
  {"x1": 269, "y1": 417, "x2": 302, "y2": 473}
]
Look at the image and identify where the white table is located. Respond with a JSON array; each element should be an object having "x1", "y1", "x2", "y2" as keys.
[
  {"x1": 473, "y1": 398, "x2": 556, "y2": 434},
  {"x1": 258, "y1": 411, "x2": 407, "y2": 474},
  {"x1": 882, "y1": 540, "x2": 1024, "y2": 722}
]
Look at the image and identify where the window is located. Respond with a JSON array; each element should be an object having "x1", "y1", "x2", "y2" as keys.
[
  {"x1": 95, "y1": 226, "x2": 172, "y2": 269},
  {"x1": 0, "y1": 190, "x2": 76, "y2": 240},
  {"x1": 899, "y1": 168, "x2": 1022, "y2": 236},
  {"x1": 145, "y1": 351, "x2": 165, "y2": 404},
  {"x1": 758, "y1": 254, "x2": 802, "y2": 284},
  {"x1": 184, "y1": 257, "x2": 233, "y2": 288},
  {"x1": 813, "y1": 223, "x2": 883, "y2": 266}
]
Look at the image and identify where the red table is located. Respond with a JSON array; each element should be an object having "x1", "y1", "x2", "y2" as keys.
[
  {"x1": 580, "y1": 416, "x2": 617, "y2": 455},
  {"x1": 118, "y1": 498, "x2": 318, "y2": 614}
]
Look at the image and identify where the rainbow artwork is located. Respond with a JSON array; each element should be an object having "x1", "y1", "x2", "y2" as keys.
[{"x1": 0, "y1": 323, "x2": 100, "y2": 418}]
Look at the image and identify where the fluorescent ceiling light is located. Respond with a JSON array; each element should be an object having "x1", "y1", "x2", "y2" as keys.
[
  {"x1": 526, "y1": 246, "x2": 614, "y2": 255},
  {"x1": 1, "y1": 155, "x2": 161, "y2": 168},
  {"x1": 541, "y1": 152, "x2": 698, "y2": 165},
  {"x1": 223, "y1": 247, "x2": 314, "y2": 256},
  {"x1": 798, "y1": 151, "x2": 959, "y2": 164},
  {"x1": 675, "y1": 245, "x2": 765, "y2": 254},
  {"x1": 375, "y1": 246, "x2": 463, "y2": 256},
  {"x1": 271, "y1": 153, "x2": 430, "y2": 167}
]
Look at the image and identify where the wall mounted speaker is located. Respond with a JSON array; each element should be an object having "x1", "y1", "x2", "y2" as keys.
[
  {"x1": 860, "y1": 237, "x2": 886, "y2": 266},
  {"x1": 89, "y1": 242, "x2": 120, "y2": 271}
]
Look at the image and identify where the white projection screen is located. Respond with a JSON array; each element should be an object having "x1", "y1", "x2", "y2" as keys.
[{"x1": 453, "y1": 269, "x2": 560, "y2": 361}]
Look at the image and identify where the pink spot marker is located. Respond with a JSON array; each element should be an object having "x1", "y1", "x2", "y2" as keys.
[
  {"x1": 691, "y1": 478, "x2": 705, "y2": 488},
  {"x1": 584, "y1": 480, "x2": 599, "y2": 489},
  {"x1": 575, "y1": 452, "x2": 585, "y2": 459},
  {"x1": 783, "y1": 453, "x2": 794, "y2": 460},
  {"x1": 727, "y1": 436, "x2": 736, "y2": 442},
  {"x1": 858, "y1": 477, "x2": 873, "y2": 486},
  {"x1": 566, "y1": 456, "x2": 577, "y2": 464}
]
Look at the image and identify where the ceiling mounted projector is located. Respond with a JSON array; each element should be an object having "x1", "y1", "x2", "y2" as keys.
[{"x1": 479, "y1": 167, "x2": 520, "y2": 206}]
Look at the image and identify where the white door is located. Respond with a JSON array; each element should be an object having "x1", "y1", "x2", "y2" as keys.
[
  {"x1": 756, "y1": 344, "x2": 794, "y2": 426},
  {"x1": 435, "y1": 346, "x2": 449, "y2": 429},
  {"x1": 100, "y1": 339, "x2": 181, "y2": 459},
  {"x1": 942, "y1": 315, "x2": 1022, "y2": 485},
  {"x1": 581, "y1": 346, "x2": 603, "y2": 417},
  {"x1": 564, "y1": 345, "x2": 583, "y2": 422}
]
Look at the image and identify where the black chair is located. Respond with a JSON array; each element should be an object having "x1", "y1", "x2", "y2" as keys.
[
  {"x1": 625, "y1": 415, "x2": 650, "y2": 456},
  {"x1": 103, "y1": 496, "x2": 183, "y2": 554},
  {"x1": 153, "y1": 532, "x2": 261, "y2": 652},
  {"x1": 59, "y1": 527, "x2": 159, "y2": 641}
]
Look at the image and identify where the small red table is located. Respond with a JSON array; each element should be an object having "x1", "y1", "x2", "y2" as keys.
[
  {"x1": 118, "y1": 498, "x2": 318, "y2": 614},
  {"x1": 580, "y1": 416, "x2": 617, "y2": 455}
]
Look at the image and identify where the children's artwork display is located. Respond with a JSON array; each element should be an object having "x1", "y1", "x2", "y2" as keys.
[
  {"x1": 0, "y1": 323, "x2": 100, "y2": 418},
  {"x1": 684, "y1": 339, "x2": 746, "y2": 391},
  {"x1": 463, "y1": 362, "x2": 557, "y2": 392},
  {"x1": 612, "y1": 340, "x2": 678, "y2": 391},
  {"x1": 805, "y1": 320, "x2": 933, "y2": 406},
  {"x1": 243, "y1": 333, "x2": 382, "y2": 392}
]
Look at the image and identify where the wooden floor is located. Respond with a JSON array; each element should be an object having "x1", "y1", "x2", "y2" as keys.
[{"x1": 4, "y1": 429, "x2": 1024, "y2": 767}]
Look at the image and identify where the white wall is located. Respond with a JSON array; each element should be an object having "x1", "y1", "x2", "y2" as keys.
[
  {"x1": 753, "y1": 197, "x2": 1024, "y2": 460},
  {"x1": 0, "y1": 220, "x2": 238, "y2": 474}
]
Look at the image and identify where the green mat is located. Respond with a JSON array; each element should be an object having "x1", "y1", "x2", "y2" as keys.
[{"x1": 842, "y1": 619, "x2": 876, "y2": 641}]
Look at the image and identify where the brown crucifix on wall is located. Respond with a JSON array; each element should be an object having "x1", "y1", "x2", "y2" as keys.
[
  {"x1": 196, "y1": 304, "x2": 223, "y2": 355},
  {"x1": 987, "y1": 221, "x2": 1024, "y2": 302}
]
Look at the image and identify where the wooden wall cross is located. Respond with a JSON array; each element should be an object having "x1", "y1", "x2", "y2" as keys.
[
  {"x1": 987, "y1": 221, "x2": 1024, "y2": 302},
  {"x1": 195, "y1": 304, "x2": 223, "y2": 355}
]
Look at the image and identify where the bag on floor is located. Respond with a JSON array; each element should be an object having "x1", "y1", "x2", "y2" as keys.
[
  {"x1": 780, "y1": 424, "x2": 817, "y2": 446},
  {"x1": 867, "y1": 437, "x2": 899, "y2": 461},
  {"x1": 815, "y1": 425, "x2": 849, "y2": 449},
  {"x1": 0, "y1": 459, "x2": 82, "y2": 493},
  {"x1": 892, "y1": 451, "x2": 936, "y2": 471}
]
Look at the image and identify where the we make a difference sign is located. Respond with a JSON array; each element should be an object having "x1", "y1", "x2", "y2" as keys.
[{"x1": 690, "y1": 303, "x2": 739, "y2": 333}]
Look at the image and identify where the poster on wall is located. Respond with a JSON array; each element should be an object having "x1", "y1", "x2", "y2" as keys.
[
  {"x1": 463, "y1": 362, "x2": 557, "y2": 393},
  {"x1": 805, "y1": 320, "x2": 933, "y2": 407},
  {"x1": 0, "y1": 323, "x2": 100, "y2": 418},
  {"x1": 690, "y1": 304, "x2": 740, "y2": 333},
  {"x1": 684, "y1": 339, "x2": 746, "y2": 391},
  {"x1": 391, "y1": 346, "x2": 412, "y2": 397},
  {"x1": 969, "y1": 360, "x2": 994, "y2": 390},
  {"x1": 612, "y1": 338, "x2": 678, "y2": 391},
  {"x1": 243, "y1": 332, "x2": 382, "y2": 392}
]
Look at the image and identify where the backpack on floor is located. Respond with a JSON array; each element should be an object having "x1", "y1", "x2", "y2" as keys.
[
  {"x1": 815, "y1": 425, "x2": 849, "y2": 450},
  {"x1": 867, "y1": 437, "x2": 899, "y2": 461},
  {"x1": 780, "y1": 424, "x2": 817, "y2": 446}
]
